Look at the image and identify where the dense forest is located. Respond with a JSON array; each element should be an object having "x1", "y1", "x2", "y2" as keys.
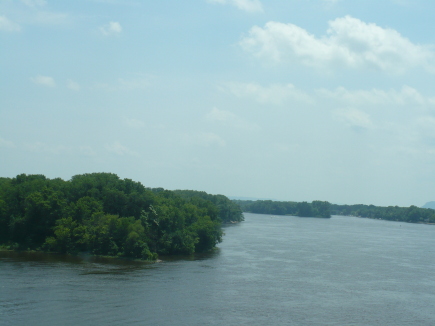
[
  {"x1": 0, "y1": 173, "x2": 243, "y2": 260},
  {"x1": 234, "y1": 200, "x2": 331, "y2": 218},
  {"x1": 331, "y1": 204, "x2": 435, "y2": 224}
]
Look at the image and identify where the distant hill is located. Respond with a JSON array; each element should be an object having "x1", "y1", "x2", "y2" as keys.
[{"x1": 422, "y1": 201, "x2": 435, "y2": 209}]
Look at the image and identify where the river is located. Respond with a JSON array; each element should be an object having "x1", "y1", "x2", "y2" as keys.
[{"x1": 1, "y1": 213, "x2": 434, "y2": 326}]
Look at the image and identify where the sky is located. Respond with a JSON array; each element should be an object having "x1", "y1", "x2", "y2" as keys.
[{"x1": 2, "y1": 0, "x2": 435, "y2": 207}]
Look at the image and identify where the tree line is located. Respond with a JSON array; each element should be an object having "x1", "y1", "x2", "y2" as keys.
[
  {"x1": 233, "y1": 198, "x2": 435, "y2": 224},
  {"x1": 330, "y1": 204, "x2": 435, "y2": 224},
  {"x1": 0, "y1": 173, "x2": 243, "y2": 260},
  {"x1": 233, "y1": 200, "x2": 331, "y2": 218}
]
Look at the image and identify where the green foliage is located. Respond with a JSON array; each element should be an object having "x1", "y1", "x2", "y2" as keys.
[
  {"x1": 0, "y1": 198, "x2": 9, "y2": 240},
  {"x1": 66, "y1": 196, "x2": 103, "y2": 222},
  {"x1": 312, "y1": 201, "x2": 331, "y2": 218},
  {"x1": 10, "y1": 187, "x2": 66, "y2": 247},
  {"x1": 296, "y1": 201, "x2": 313, "y2": 217},
  {"x1": 235, "y1": 199, "x2": 331, "y2": 218},
  {"x1": 190, "y1": 215, "x2": 223, "y2": 252},
  {"x1": 331, "y1": 203, "x2": 435, "y2": 224},
  {"x1": 0, "y1": 173, "x2": 231, "y2": 260},
  {"x1": 236, "y1": 198, "x2": 435, "y2": 223},
  {"x1": 173, "y1": 190, "x2": 243, "y2": 223}
]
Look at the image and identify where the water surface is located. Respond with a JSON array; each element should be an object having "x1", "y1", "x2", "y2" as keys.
[{"x1": 1, "y1": 214, "x2": 434, "y2": 325}]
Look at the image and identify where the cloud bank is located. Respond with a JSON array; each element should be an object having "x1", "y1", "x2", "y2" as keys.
[{"x1": 240, "y1": 15, "x2": 435, "y2": 73}]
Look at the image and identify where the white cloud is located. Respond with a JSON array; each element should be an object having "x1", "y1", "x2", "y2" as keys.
[
  {"x1": 206, "y1": 107, "x2": 259, "y2": 131},
  {"x1": 223, "y1": 82, "x2": 435, "y2": 112},
  {"x1": 221, "y1": 82, "x2": 313, "y2": 105},
  {"x1": 240, "y1": 15, "x2": 435, "y2": 73},
  {"x1": 333, "y1": 107, "x2": 374, "y2": 129},
  {"x1": 0, "y1": 137, "x2": 15, "y2": 148},
  {"x1": 0, "y1": 16, "x2": 21, "y2": 32},
  {"x1": 105, "y1": 141, "x2": 138, "y2": 156},
  {"x1": 67, "y1": 79, "x2": 81, "y2": 91},
  {"x1": 317, "y1": 85, "x2": 435, "y2": 108},
  {"x1": 99, "y1": 21, "x2": 122, "y2": 36},
  {"x1": 31, "y1": 75, "x2": 56, "y2": 87},
  {"x1": 207, "y1": 0, "x2": 263, "y2": 13}
]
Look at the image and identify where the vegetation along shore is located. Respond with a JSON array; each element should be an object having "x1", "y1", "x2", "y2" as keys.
[
  {"x1": 234, "y1": 199, "x2": 435, "y2": 224},
  {"x1": 1, "y1": 173, "x2": 433, "y2": 261},
  {"x1": 0, "y1": 173, "x2": 243, "y2": 260}
]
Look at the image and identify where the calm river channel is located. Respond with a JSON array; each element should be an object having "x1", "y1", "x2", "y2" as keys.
[{"x1": 1, "y1": 213, "x2": 435, "y2": 326}]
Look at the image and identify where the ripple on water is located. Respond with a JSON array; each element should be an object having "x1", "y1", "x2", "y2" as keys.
[{"x1": 1, "y1": 214, "x2": 435, "y2": 326}]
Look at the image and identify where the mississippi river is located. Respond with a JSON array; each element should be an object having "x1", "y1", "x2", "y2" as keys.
[{"x1": 1, "y1": 213, "x2": 434, "y2": 325}]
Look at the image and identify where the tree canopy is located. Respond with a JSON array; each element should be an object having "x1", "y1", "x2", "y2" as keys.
[
  {"x1": 234, "y1": 199, "x2": 331, "y2": 218},
  {"x1": 0, "y1": 173, "x2": 242, "y2": 260},
  {"x1": 331, "y1": 204, "x2": 435, "y2": 224}
]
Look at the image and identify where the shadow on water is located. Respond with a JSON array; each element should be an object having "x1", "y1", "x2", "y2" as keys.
[
  {"x1": 0, "y1": 247, "x2": 222, "y2": 272},
  {"x1": 0, "y1": 250, "x2": 85, "y2": 264},
  {"x1": 158, "y1": 247, "x2": 221, "y2": 263},
  {"x1": 221, "y1": 221, "x2": 243, "y2": 229},
  {"x1": 0, "y1": 223, "x2": 235, "y2": 273},
  {"x1": 0, "y1": 250, "x2": 156, "y2": 275}
]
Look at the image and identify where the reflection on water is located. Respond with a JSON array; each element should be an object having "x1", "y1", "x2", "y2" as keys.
[
  {"x1": 0, "y1": 250, "x2": 155, "y2": 275},
  {"x1": 1, "y1": 214, "x2": 435, "y2": 326}
]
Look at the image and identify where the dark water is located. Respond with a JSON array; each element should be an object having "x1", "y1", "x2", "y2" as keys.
[{"x1": 1, "y1": 213, "x2": 435, "y2": 326}]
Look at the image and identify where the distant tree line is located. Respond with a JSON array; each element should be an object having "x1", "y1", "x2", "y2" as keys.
[
  {"x1": 330, "y1": 204, "x2": 435, "y2": 224},
  {"x1": 233, "y1": 198, "x2": 435, "y2": 223},
  {"x1": 0, "y1": 173, "x2": 243, "y2": 260},
  {"x1": 233, "y1": 200, "x2": 331, "y2": 218}
]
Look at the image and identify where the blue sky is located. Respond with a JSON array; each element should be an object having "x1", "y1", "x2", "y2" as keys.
[{"x1": 2, "y1": 0, "x2": 435, "y2": 206}]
